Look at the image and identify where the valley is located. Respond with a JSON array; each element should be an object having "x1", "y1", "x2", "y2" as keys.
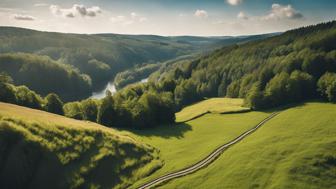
[{"x1": 0, "y1": 1, "x2": 335, "y2": 188}]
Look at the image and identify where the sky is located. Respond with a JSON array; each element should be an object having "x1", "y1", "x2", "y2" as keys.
[{"x1": 0, "y1": 0, "x2": 335, "y2": 36}]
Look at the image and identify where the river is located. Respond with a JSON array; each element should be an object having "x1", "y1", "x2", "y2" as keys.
[{"x1": 90, "y1": 77, "x2": 149, "y2": 99}]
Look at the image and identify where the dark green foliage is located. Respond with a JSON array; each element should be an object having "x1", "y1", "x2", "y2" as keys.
[
  {"x1": 44, "y1": 93, "x2": 64, "y2": 115},
  {"x1": 318, "y1": 72, "x2": 336, "y2": 102},
  {"x1": 63, "y1": 102, "x2": 85, "y2": 120},
  {"x1": 97, "y1": 95, "x2": 116, "y2": 127},
  {"x1": 81, "y1": 99, "x2": 98, "y2": 122},
  {"x1": 92, "y1": 83, "x2": 176, "y2": 129},
  {"x1": 0, "y1": 82, "x2": 17, "y2": 104},
  {"x1": 0, "y1": 53, "x2": 91, "y2": 101},
  {"x1": 149, "y1": 20, "x2": 336, "y2": 110},
  {"x1": 63, "y1": 99, "x2": 98, "y2": 121},
  {"x1": 245, "y1": 82, "x2": 268, "y2": 109},
  {"x1": 114, "y1": 63, "x2": 161, "y2": 90},
  {"x1": 15, "y1": 86, "x2": 44, "y2": 109}
]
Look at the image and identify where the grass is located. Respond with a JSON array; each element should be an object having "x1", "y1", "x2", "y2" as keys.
[
  {"x1": 159, "y1": 102, "x2": 336, "y2": 189},
  {"x1": 0, "y1": 102, "x2": 162, "y2": 189},
  {"x1": 175, "y1": 98, "x2": 250, "y2": 122},
  {"x1": 127, "y1": 108, "x2": 272, "y2": 188}
]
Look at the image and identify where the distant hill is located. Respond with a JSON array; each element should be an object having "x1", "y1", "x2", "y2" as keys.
[{"x1": 0, "y1": 26, "x2": 276, "y2": 100}]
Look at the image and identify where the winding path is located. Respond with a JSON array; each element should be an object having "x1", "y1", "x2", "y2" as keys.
[{"x1": 137, "y1": 112, "x2": 280, "y2": 189}]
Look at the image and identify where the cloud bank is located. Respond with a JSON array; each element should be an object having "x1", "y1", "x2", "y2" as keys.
[
  {"x1": 263, "y1": 4, "x2": 303, "y2": 20},
  {"x1": 237, "y1": 11, "x2": 248, "y2": 20},
  {"x1": 227, "y1": 0, "x2": 243, "y2": 6},
  {"x1": 13, "y1": 14, "x2": 35, "y2": 21},
  {"x1": 194, "y1": 10, "x2": 208, "y2": 18},
  {"x1": 50, "y1": 4, "x2": 102, "y2": 18}
]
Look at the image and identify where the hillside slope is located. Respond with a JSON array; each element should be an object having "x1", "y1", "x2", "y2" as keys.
[
  {"x1": 160, "y1": 102, "x2": 336, "y2": 189},
  {"x1": 0, "y1": 102, "x2": 162, "y2": 189},
  {"x1": 0, "y1": 27, "x2": 275, "y2": 100},
  {"x1": 151, "y1": 21, "x2": 336, "y2": 109}
]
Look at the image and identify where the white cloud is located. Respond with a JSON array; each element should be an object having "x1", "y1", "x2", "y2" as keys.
[
  {"x1": 13, "y1": 14, "x2": 35, "y2": 21},
  {"x1": 34, "y1": 3, "x2": 48, "y2": 7},
  {"x1": 110, "y1": 12, "x2": 147, "y2": 26},
  {"x1": 263, "y1": 4, "x2": 303, "y2": 20},
  {"x1": 227, "y1": 0, "x2": 243, "y2": 6},
  {"x1": 49, "y1": 4, "x2": 102, "y2": 18},
  {"x1": 237, "y1": 11, "x2": 248, "y2": 20},
  {"x1": 194, "y1": 10, "x2": 208, "y2": 18}
]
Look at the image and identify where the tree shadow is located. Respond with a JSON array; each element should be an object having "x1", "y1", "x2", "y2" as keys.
[
  {"x1": 256, "y1": 99, "x2": 324, "y2": 113},
  {"x1": 121, "y1": 122, "x2": 193, "y2": 139}
]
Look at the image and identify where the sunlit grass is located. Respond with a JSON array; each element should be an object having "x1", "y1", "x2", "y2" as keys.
[
  {"x1": 128, "y1": 108, "x2": 271, "y2": 188},
  {"x1": 175, "y1": 98, "x2": 250, "y2": 122},
  {"x1": 160, "y1": 102, "x2": 336, "y2": 189},
  {"x1": 0, "y1": 102, "x2": 162, "y2": 189}
]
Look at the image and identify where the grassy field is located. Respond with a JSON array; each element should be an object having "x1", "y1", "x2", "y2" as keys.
[
  {"x1": 0, "y1": 102, "x2": 162, "y2": 189},
  {"x1": 128, "y1": 108, "x2": 272, "y2": 188},
  {"x1": 175, "y1": 98, "x2": 250, "y2": 122},
  {"x1": 160, "y1": 102, "x2": 336, "y2": 189}
]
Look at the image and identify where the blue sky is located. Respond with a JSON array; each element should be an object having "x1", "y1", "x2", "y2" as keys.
[{"x1": 0, "y1": 0, "x2": 335, "y2": 35}]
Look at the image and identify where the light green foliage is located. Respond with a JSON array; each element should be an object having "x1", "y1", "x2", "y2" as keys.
[
  {"x1": 0, "y1": 102, "x2": 162, "y2": 189},
  {"x1": 160, "y1": 102, "x2": 336, "y2": 189},
  {"x1": 318, "y1": 72, "x2": 336, "y2": 102},
  {"x1": 175, "y1": 97, "x2": 249, "y2": 122}
]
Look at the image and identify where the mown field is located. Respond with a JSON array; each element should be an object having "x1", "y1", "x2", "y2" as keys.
[
  {"x1": 0, "y1": 102, "x2": 162, "y2": 189},
  {"x1": 175, "y1": 98, "x2": 250, "y2": 122},
  {"x1": 159, "y1": 102, "x2": 336, "y2": 189},
  {"x1": 128, "y1": 98, "x2": 271, "y2": 188}
]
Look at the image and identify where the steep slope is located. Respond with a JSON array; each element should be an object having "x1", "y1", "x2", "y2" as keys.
[
  {"x1": 160, "y1": 102, "x2": 336, "y2": 189},
  {"x1": 0, "y1": 102, "x2": 162, "y2": 189}
]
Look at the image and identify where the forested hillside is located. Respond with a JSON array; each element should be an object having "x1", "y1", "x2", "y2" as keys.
[
  {"x1": 1, "y1": 21, "x2": 335, "y2": 131},
  {"x1": 149, "y1": 21, "x2": 336, "y2": 109},
  {"x1": 0, "y1": 27, "x2": 274, "y2": 100}
]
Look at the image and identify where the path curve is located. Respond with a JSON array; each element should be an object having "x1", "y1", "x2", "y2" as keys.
[{"x1": 137, "y1": 112, "x2": 280, "y2": 189}]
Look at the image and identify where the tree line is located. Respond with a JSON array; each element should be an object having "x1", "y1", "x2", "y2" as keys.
[
  {"x1": 0, "y1": 73, "x2": 175, "y2": 129},
  {"x1": 149, "y1": 20, "x2": 336, "y2": 110}
]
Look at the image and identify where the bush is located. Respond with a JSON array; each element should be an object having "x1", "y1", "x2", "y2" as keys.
[
  {"x1": 318, "y1": 72, "x2": 336, "y2": 102},
  {"x1": 44, "y1": 93, "x2": 64, "y2": 115},
  {"x1": 97, "y1": 95, "x2": 116, "y2": 127}
]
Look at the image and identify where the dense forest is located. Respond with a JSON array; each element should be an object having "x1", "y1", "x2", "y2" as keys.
[
  {"x1": 0, "y1": 27, "x2": 273, "y2": 100},
  {"x1": 148, "y1": 21, "x2": 336, "y2": 110},
  {"x1": 0, "y1": 53, "x2": 91, "y2": 101},
  {"x1": 1, "y1": 21, "x2": 335, "y2": 130}
]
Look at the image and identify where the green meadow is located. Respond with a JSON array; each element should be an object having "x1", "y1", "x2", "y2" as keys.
[
  {"x1": 0, "y1": 102, "x2": 162, "y2": 189},
  {"x1": 175, "y1": 98, "x2": 250, "y2": 122},
  {"x1": 159, "y1": 102, "x2": 336, "y2": 189},
  {"x1": 127, "y1": 99, "x2": 271, "y2": 188}
]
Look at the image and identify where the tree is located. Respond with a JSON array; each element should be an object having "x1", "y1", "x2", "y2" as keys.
[
  {"x1": 245, "y1": 82, "x2": 267, "y2": 109},
  {"x1": 97, "y1": 95, "x2": 116, "y2": 127},
  {"x1": 264, "y1": 72, "x2": 290, "y2": 106},
  {"x1": 63, "y1": 102, "x2": 84, "y2": 120},
  {"x1": 318, "y1": 72, "x2": 336, "y2": 102},
  {"x1": 44, "y1": 93, "x2": 64, "y2": 115},
  {"x1": 0, "y1": 83, "x2": 16, "y2": 103},
  {"x1": 287, "y1": 70, "x2": 315, "y2": 101},
  {"x1": 15, "y1": 85, "x2": 43, "y2": 109},
  {"x1": 81, "y1": 99, "x2": 98, "y2": 122}
]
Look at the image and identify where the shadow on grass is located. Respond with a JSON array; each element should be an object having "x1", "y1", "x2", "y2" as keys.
[
  {"x1": 122, "y1": 122, "x2": 193, "y2": 139},
  {"x1": 256, "y1": 99, "x2": 327, "y2": 113}
]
